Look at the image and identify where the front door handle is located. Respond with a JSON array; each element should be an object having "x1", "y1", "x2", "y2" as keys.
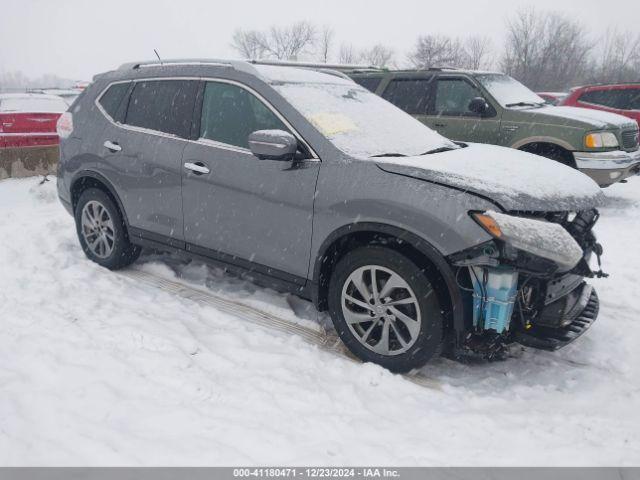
[
  {"x1": 184, "y1": 161, "x2": 210, "y2": 175},
  {"x1": 434, "y1": 123, "x2": 447, "y2": 128},
  {"x1": 103, "y1": 140, "x2": 122, "y2": 152}
]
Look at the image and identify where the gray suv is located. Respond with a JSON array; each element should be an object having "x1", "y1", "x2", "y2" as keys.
[{"x1": 57, "y1": 59, "x2": 606, "y2": 372}]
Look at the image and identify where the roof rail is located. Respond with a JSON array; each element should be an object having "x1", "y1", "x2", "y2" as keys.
[
  {"x1": 248, "y1": 59, "x2": 382, "y2": 72},
  {"x1": 118, "y1": 58, "x2": 238, "y2": 70},
  {"x1": 114, "y1": 58, "x2": 379, "y2": 81}
]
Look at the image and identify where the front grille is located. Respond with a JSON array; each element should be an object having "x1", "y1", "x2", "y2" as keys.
[{"x1": 621, "y1": 129, "x2": 639, "y2": 150}]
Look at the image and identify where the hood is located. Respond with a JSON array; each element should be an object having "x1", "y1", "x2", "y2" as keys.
[
  {"x1": 522, "y1": 105, "x2": 637, "y2": 130},
  {"x1": 376, "y1": 143, "x2": 604, "y2": 212}
]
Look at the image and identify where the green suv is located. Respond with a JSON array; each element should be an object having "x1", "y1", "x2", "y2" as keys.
[{"x1": 349, "y1": 69, "x2": 640, "y2": 187}]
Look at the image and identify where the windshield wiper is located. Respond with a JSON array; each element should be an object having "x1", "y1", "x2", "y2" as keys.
[
  {"x1": 370, "y1": 153, "x2": 407, "y2": 158},
  {"x1": 505, "y1": 101, "x2": 544, "y2": 108},
  {"x1": 420, "y1": 146, "x2": 458, "y2": 155}
]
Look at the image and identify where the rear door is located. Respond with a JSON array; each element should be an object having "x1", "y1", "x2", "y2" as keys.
[
  {"x1": 181, "y1": 80, "x2": 320, "y2": 281},
  {"x1": 98, "y1": 79, "x2": 198, "y2": 242},
  {"x1": 430, "y1": 76, "x2": 500, "y2": 143}
]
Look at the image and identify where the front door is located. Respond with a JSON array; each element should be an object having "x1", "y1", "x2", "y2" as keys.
[
  {"x1": 181, "y1": 80, "x2": 320, "y2": 281},
  {"x1": 429, "y1": 76, "x2": 501, "y2": 144}
]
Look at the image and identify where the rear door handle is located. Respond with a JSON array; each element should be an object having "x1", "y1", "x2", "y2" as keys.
[
  {"x1": 103, "y1": 140, "x2": 122, "y2": 152},
  {"x1": 434, "y1": 123, "x2": 447, "y2": 128},
  {"x1": 184, "y1": 161, "x2": 210, "y2": 175}
]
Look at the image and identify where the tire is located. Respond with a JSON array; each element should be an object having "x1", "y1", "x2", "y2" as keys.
[
  {"x1": 74, "y1": 188, "x2": 140, "y2": 270},
  {"x1": 328, "y1": 246, "x2": 443, "y2": 373}
]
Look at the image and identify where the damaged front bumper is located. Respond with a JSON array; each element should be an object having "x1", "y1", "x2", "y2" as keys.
[
  {"x1": 513, "y1": 282, "x2": 599, "y2": 351},
  {"x1": 449, "y1": 209, "x2": 603, "y2": 357}
]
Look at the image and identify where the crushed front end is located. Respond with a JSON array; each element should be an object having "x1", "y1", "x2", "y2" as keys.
[{"x1": 449, "y1": 208, "x2": 605, "y2": 358}]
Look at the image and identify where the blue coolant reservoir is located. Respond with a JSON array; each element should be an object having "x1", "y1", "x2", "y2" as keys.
[{"x1": 470, "y1": 266, "x2": 519, "y2": 334}]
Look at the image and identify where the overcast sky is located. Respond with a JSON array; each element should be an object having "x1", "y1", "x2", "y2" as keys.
[{"x1": 2, "y1": 0, "x2": 639, "y2": 81}]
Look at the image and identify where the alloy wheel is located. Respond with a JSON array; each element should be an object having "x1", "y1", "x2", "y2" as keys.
[
  {"x1": 340, "y1": 265, "x2": 424, "y2": 356},
  {"x1": 81, "y1": 200, "x2": 115, "y2": 259}
]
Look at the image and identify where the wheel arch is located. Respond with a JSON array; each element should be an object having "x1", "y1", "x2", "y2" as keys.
[
  {"x1": 514, "y1": 139, "x2": 577, "y2": 168},
  {"x1": 312, "y1": 222, "x2": 465, "y2": 343},
  {"x1": 70, "y1": 170, "x2": 130, "y2": 227}
]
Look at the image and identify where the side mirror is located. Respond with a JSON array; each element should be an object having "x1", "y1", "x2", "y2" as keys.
[
  {"x1": 468, "y1": 97, "x2": 490, "y2": 116},
  {"x1": 248, "y1": 129, "x2": 298, "y2": 161}
]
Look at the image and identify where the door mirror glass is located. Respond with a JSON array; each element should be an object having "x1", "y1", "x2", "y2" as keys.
[
  {"x1": 468, "y1": 97, "x2": 490, "y2": 115},
  {"x1": 248, "y1": 130, "x2": 298, "y2": 160}
]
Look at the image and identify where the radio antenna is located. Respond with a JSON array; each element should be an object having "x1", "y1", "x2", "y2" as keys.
[{"x1": 154, "y1": 49, "x2": 163, "y2": 65}]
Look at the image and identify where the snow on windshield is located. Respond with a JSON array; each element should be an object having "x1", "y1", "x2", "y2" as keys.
[
  {"x1": 477, "y1": 74, "x2": 545, "y2": 107},
  {"x1": 271, "y1": 81, "x2": 456, "y2": 158},
  {"x1": 0, "y1": 95, "x2": 68, "y2": 113}
]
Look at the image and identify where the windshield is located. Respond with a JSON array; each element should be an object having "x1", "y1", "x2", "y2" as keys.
[
  {"x1": 271, "y1": 81, "x2": 456, "y2": 158},
  {"x1": 476, "y1": 74, "x2": 545, "y2": 108}
]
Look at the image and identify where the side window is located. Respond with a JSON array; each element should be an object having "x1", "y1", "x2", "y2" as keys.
[
  {"x1": 579, "y1": 90, "x2": 617, "y2": 108},
  {"x1": 98, "y1": 82, "x2": 130, "y2": 120},
  {"x1": 630, "y1": 90, "x2": 640, "y2": 110},
  {"x1": 434, "y1": 78, "x2": 482, "y2": 116},
  {"x1": 124, "y1": 80, "x2": 198, "y2": 138},
  {"x1": 352, "y1": 76, "x2": 382, "y2": 93},
  {"x1": 381, "y1": 78, "x2": 432, "y2": 114},
  {"x1": 200, "y1": 81, "x2": 288, "y2": 149}
]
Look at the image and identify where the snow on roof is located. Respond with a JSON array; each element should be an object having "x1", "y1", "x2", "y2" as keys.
[
  {"x1": 254, "y1": 64, "x2": 353, "y2": 85},
  {"x1": 0, "y1": 93, "x2": 68, "y2": 113}
]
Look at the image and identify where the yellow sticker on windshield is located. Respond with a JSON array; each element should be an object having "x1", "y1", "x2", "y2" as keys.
[{"x1": 308, "y1": 112, "x2": 357, "y2": 136}]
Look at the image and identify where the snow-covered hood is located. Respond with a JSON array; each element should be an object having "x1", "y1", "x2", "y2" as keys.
[
  {"x1": 526, "y1": 106, "x2": 637, "y2": 130},
  {"x1": 376, "y1": 143, "x2": 604, "y2": 211}
]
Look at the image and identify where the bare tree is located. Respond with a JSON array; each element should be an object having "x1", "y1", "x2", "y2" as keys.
[
  {"x1": 589, "y1": 28, "x2": 640, "y2": 83},
  {"x1": 231, "y1": 29, "x2": 267, "y2": 59},
  {"x1": 408, "y1": 34, "x2": 466, "y2": 68},
  {"x1": 501, "y1": 8, "x2": 592, "y2": 91},
  {"x1": 360, "y1": 44, "x2": 394, "y2": 67},
  {"x1": 338, "y1": 43, "x2": 360, "y2": 64},
  {"x1": 463, "y1": 35, "x2": 493, "y2": 70},
  {"x1": 231, "y1": 21, "x2": 316, "y2": 60},
  {"x1": 318, "y1": 26, "x2": 334, "y2": 63}
]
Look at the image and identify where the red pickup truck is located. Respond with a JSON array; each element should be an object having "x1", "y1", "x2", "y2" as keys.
[
  {"x1": 0, "y1": 93, "x2": 68, "y2": 148},
  {"x1": 561, "y1": 83, "x2": 640, "y2": 127}
]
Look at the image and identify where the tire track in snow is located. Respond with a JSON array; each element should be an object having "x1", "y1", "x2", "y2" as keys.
[{"x1": 119, "y1": 268, "x2": 442, "y2": 391}]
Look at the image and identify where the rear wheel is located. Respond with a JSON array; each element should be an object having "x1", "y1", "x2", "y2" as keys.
[
  {"x1": 74, "y1": 188, "x2": 140, "y2": 270},
  {"x1": 328, "y1": 246, "x2": 443, "y2": 373}
]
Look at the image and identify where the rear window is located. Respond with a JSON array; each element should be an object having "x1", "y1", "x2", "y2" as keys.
[
  {"x1": 0, "y1": 96, "x2": 67, "y2": 113},
  {"x1": 352, "y1": 76, "x2": 383, "y2": 93},
  {"x1": 381, "y1": 78, "x2": 433, "y2": 114},
  {"x1": 124, "y1": 80, "x2": 198, "y2": 138},
  {"x1": 98, "y1": 83, "x2": 130, "y2": 120}
]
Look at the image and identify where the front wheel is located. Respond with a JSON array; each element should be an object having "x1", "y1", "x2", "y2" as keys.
[
  {"x1": 74, "y1": 188, "x2": 141, "y2": 270},
  {"x1": 328, "y1": 246, "x2": 443, "y2": 373}
]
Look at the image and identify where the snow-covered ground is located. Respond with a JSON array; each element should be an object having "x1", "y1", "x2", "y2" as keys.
[{"x1": 1, "y1": 176, "x2": 639, "y2": 466}]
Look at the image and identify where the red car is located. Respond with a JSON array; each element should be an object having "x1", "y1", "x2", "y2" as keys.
[
  {"x1": 0, "y1": 93, "x2": 68, "y2": 148},
  {"x1": 561, "y1": 83, "x2": 640, "y2": 127}
]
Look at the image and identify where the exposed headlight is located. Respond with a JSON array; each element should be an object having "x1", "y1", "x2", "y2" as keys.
[
  {"x1": 472, "y1": 211, "x2": 583, "y2": 271},
  {"x1": 584, "y1": 131, "x2": 618, "y2": 148}
]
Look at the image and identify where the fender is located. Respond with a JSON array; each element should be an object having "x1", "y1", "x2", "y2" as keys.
[{"x1": 312, "y1": 222, "x2": 466, "y2": 343}]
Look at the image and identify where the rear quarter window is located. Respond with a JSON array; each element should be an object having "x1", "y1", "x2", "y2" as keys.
[
  {"x1": 98, "y1": 82, "x2": 130, "y2": 120},
  {"x1": 124, "y1": 80, "x2": 198, "y2": 138},
  {"x1": 352, "y1": 76, "x2": 383, "y2": 93}
]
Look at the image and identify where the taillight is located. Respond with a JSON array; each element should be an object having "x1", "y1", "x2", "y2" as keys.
[{"x1": 56, "y1": 112, "x2": 73, "y2": 139}]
